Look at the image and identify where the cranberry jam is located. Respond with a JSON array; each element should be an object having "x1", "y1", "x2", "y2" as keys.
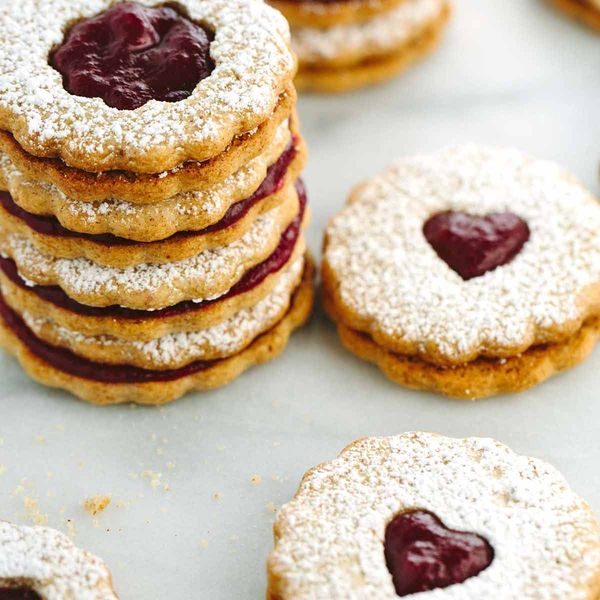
[
  {"x1": 0, "y1": 590, "x2": 42, "y2": 600},
  {"x1": 51, "y1": 2, "x2": 214, "y2": 110},
  {"x1": 423, "y1": 211, "x2": 530, "y2": 280},
  {"x1": 384, "y1": 510, "x2": 493, "y2": 596}
]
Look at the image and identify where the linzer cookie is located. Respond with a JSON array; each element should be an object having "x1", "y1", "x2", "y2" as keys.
[
  {"x1": 272, "y1": 0, "x2": 450, "y2": 92},
  {"x1": 322, "y1": 145, "x2": 600, "y2": 399},
  {"x1": 268, "y1": 432, "x2": 600, "y2": 599},
  {"x1": 0, "y1": 0, "x2": 313, "y2": 404},
  {"x1": 0, "y1": 520, "x2": 119, "y2": 598},
  {"x1": 550, "y1": 0, "x2": 600, "y2": 32}
]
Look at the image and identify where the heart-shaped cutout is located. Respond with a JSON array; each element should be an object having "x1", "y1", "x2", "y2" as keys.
[
  {"x1": 423, "y1": 211, "x2": 530, "y2": 280},
  {"x1": 0, "y1": 589, "x2": 41, "y2": 599},
  {"x1": 384, "y1": 510, "x2": 493, "y2": 596}
]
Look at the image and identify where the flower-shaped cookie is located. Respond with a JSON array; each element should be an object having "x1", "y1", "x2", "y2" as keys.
[{"x1": 268, "y1": 432, "x2": 600, "y2": 599}]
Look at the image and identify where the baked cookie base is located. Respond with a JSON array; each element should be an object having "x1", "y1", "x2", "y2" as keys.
[
  {"x1": 335, "y1": 318, "x2": 600, "y2": 400},
  {"x1": 0, "y1": 180, "x2": 301, "y2": 268},
  {"x1": 551, "y1": 0, "x2": 600, "y2": 31},
  {"x1": 19, "y1": 256, "x2": 305, "y2": 369},
  {"x1": 295, "y1": 8, "x2": 447, "y2": 93},
  {"x1": 0, "y1": 258, "x2": 315, "y2": 405},
  {"x1": 270, "y1": 0, "x2": 404, "y2": 28},
  {"x1": 0, "y1": 122, "x2": 304, "y2": 243},
  {"x1": 0, "y1": 89, "x2": 296, "y2": 203},
  {"x1": 0, "y1": 239, "x2": 307, "y2": 342},
  {"x1": 0, "y1": 204, "x2": 308, "y2": 310}
]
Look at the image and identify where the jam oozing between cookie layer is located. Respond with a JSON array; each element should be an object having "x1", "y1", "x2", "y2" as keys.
[
  {"x1": 384, "y1": 510, "x2": 494, "y2": 596},
  {"x1": 0, "y1": 138, "x2": 298, "y2": 247},
  {"x1": 51, "y1": 2, "x2": 214, "y2": 110},
  {"x1": 0, "y1": 181, "x2": 307, "y2": 322},
  {"x1": 423, "y1": 211, "x2": 530, "y2": 280},
  {"x1": 0, "y1": 589, "x2": 42, "y2": 600}
]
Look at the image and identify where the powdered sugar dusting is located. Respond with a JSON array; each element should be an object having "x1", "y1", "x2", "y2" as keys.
[
  {"x1": 23, "y1": 256, "x2": 303, "y2": 367},
  {"x1": 270, "y1": 432, "x2": 600, "y2": 599},
  {"x1": 0, "y1": 0, "x2": 294, "y2": 172},
  {"x1": 0, "y1": 520, "x2": 117, "y2": 599},
  {"x1": 292, "y1": 0, "x2": 445, "y2": 63},
  {"x1": 324, "y1": 145, "x2": 600, "y2": 362}
]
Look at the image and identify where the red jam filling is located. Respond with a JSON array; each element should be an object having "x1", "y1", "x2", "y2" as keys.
[
  {"x1": 384, "y1": 510, "x2": 494, "y2": 596},
  {"x1": 0, "y1": 290, "x2": 216, "y2": 383},
  {"x1": 0, "y1": 590, "x2": 41, "y2": 600},
  {"x1": 51, "y1": 2, "x2": 214, "y2": 110},
  {"x1": 0, "y1": 139, "x2": 297, "y2": 247},
  {"x1": 423, "y1": 211, "x2": 530, "y2": 280},
  {"x1": 0, "y1": 181, "x2": 307, "y2": 322}
]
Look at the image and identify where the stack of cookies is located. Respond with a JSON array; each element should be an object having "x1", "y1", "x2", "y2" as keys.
[
  {"x1": 0, "y1": 0, "x2": 313, "y2": 405},
  {"x1": 270, "y1": 0, "x2": 451, "y2": 92}
]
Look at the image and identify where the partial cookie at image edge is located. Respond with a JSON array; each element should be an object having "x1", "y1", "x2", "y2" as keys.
[
  {"x1": 295, "y1": 7, "x2": 448, "y2": 93},
  {"x1": 551, "y1": 0, "x2": 600, "y2": 31}
]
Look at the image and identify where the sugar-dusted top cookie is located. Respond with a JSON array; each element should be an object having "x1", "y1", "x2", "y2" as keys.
[
  {"x1": 0, "y1": 0, "x2": 295, "y2": 172},
  {"x1": 323, "y1": 145, "x2": 600, "y2": 365},
  {"x1": 0, "y1": 521, "x2": 118, "y2": 598},
  {"x1": 268, "y1": 432, "x2": 600, "y2": 599}
]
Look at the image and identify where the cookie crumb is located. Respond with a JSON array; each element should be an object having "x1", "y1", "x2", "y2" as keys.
[
  {"x1": 23, "y1": 497, "x2": 48, "y2": 525},
  {"x1": 266, "y1": 501, "x2": 277, "y2": 513},
  {"x1": 213, "y1": 491, "x2": 223, "y2": 501},
  {"x1": 83, "y1": 496, "x2": 111, "y2": 516},
  {"x1": 142, "y1": 470, "x2": 162, "y2": 490},
  {"x1": 250, "y1": 474, "x2": 262, "y2": 486},
  {"x1": 66, "y1": 518, "x2": 76, "y2": 539},
  {"x1": 199, "y1": 538, "x2": 209, "y2": 549}
]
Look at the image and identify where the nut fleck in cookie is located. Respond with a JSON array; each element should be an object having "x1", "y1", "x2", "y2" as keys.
[
  {"x1": 550, "y1": 0, "x2": 600, "y2": 32},
  {"x1": 275, "y1": 0, "x2": 450, "y2": 93},
  {"x1": 0, "y1": 0, "x2": 312, "y2": 404},
  {"x1": 322, "y1": 145, "x2": 600, "y2": 399},
  {"x1": 0, "y1": 520, "x2": 119, "y2": 598},
  {"x1": 268, "y1": 432, "x2": 600, "y2": 599}
]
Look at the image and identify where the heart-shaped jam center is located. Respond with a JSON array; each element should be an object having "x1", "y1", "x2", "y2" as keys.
[
  {"x1": 0, "y1": 589, "x2": 41, "y2": 599},
  {"x1": 384, "y1": 510, "x2": 493, "y2": 596},
  {"x1": 423, "y1": 211, "x2": 530, "y2": 280},
  {"x1": 51, "y1": 2, "x2": 214, "y2": 110}
]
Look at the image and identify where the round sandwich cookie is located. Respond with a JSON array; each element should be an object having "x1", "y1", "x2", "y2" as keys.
[
  {"x1": 268, "y1": 432, "x2": 600, "y2": 599},
  {"x1": 322, "y1": 145, "x2": 600, "y2": 399},
  {"x1": 0, "y1": 120, "x2": 307, "y2": 243},
  {"x1": 280, "y1": 0, "x2": 450, "y2": 93},
  {"x1": 0, "y1": 195, "x2": 303, "y2": 310},
  {"x1": 0, "y1": 520, "x2": 119, "y2": 599},
  {"x1": 0, "y1": 255, "x2": 314, "y2": 405},
  {"x1": 0, "y1": 0, "x2": 296, "y2": 174},
  {"x1": 550, "y1": 0, "x2": 600, "y2": 32}
]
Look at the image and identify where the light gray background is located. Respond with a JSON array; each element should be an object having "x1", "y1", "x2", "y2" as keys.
[{"x1": 1, "y1": 1, "x2": 599, "y2": 598}]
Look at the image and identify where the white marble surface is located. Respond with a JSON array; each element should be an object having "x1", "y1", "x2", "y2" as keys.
[{"x1": 0, "y1": 1, "x2": 599, "y2": 598}]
